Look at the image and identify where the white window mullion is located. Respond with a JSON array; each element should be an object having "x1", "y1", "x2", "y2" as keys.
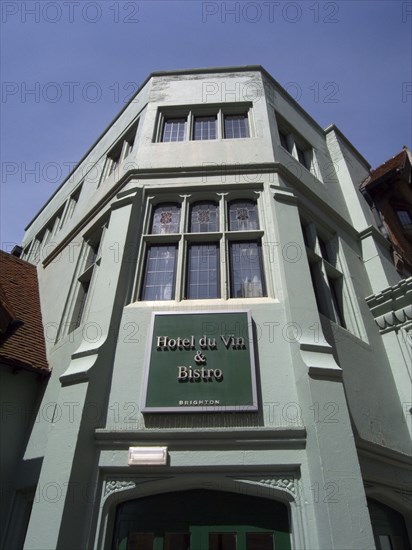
[
  {"x1": 220, "y1": 236, "x2": 228, "y2": 300},
  {"x1": 175, "y1": 237, "x2": 185, "y2": 302},
  {"x1": 217, "y1": 109, "x2": 223, "y2": 140},
  {"x1": 187, "y1": 111, "x2": 193, "y2": 141},
  {"x1": 176, "y1": 195, "x2": 188, "y2": 301},
  {"x1": 220, "y1": 194, "x2": 228, "y2": 299}
]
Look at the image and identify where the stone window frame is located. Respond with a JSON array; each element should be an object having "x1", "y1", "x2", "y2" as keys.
[
  {"x1": 300, "y1": 213, "x2": 367, "y2": 342},
  {"x1": 135, "y1": 190, "x2": 267, "y2": 303},
  {"x1": 56, "y1": 219, "x2": 108, "y2": 340},
  {"x1": 153, "y1": 102, "x2": 254, "y2": 143},
  {"x1": 275, "y1": 112, "x2": 320, "y2": 177},
  {"x1": 99, "y1": 119, "x2": 139, "y2": 186}
]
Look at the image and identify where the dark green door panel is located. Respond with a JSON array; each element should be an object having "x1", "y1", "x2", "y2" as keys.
[{"x1": 113, "y1": 489, "x2": 291, "y2": 550}]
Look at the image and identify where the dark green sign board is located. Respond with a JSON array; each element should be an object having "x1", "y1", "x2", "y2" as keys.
[{"x1": 141, "y1": 311, "x2": 258, "y2": 413}]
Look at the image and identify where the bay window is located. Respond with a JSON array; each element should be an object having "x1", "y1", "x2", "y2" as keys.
[{"x1": 138, "y1": 195, "x2": 266, "y2": 301}]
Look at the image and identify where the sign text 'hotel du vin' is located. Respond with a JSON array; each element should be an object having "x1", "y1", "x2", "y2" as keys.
[{"x1": 141, "y1": 311, "x2": 258, "y2": 413}]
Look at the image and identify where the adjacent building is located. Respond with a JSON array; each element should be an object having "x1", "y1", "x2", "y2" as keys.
[
  {"x1": 360, "y1": 147, "x2": 412, "y2": 277},
  {"x1": 0, "y1": 251, "x2": 49, "y2": 550},
  {"x1": 2, "y1": 66, "x2": 411, "y2": 550}
]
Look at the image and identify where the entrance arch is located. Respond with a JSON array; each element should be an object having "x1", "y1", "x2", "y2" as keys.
[
  {"x1": 367, "y1": 498, "x2": 411, "y2": 550},
  {"x1": 112, "y1": 489, "x2": 291, "y2": 549}
]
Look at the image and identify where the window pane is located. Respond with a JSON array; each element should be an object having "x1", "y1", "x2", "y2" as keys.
[
  {"x1": 85, "y1": 233, "x2": 102, "y2": 269},
  {"x1": 296, "y1": 145, "x2": 310, "y2": 169},
  {"x1": 65, "y1": 185, "x2": 82, "y2": 224},
  {"x1": 378, "y1": 535, "x2": 393, "y2": 550},
  {"x1": 186, "y1": 244, "x2": 219, "y2": 299},
  {"x1": 162, "y1": 118, "x2": 186, "y2": 142},
  {"x1": 72, "y1": 280, "x2": 90, "y2": 330},
  {"x1": 318, "y1": 237, "x2": 330, "y2": 262},
  {"x1": 246, "y1": 532, "x2": 274, "y2": 550},
  {"x1": 164, "y1": 533, "x2": 191, "y2": 550},
  {"x1": 228, "y1": 200, "x2": 259, "y2": 231},
  {"x1": 193, "y1": 115, "x2": 217, "y2": 140},
  {"x1": 209, "y1": 533, "x2": 236, "y2": 550},
  {"x1": 301, "y1": 222, "x2": 311, "y2": 248},
  {"x1": 279, "y1": 130, "x2": 289, "y2": 151},
  {"x1": 141, "y1": 245, "x2": 177, "y2": 300},
  {"x1": 224, "y1": 114, "x2": 249, "y2": 138},
  {"x1": 128, "y1": 532, "x2": 154, "y2": 550},
  {"x1": 229, "y1": 242, "x2": 265, "y2": 298},
  {"x1": 328, "y1": 276, "x2": 345, "y2": 328},
  {"x1": 309, "y1": 264, "x2": 326, "y2": 316},
  {"x1": 151, "y1": 204, "x2": 181, "y2": 234},
  {"x1": 189, "y1": 202, "x2": 219, "y2": 232},
  {"x1": 296, "y1": 146, "x2": 306, "y2": 165},
  {"x1": 124, "y1": 138, "x2": 134, "y2": 157},
  {"x1": 396, "y1": 209, "x2": 412, "y2": 225}
]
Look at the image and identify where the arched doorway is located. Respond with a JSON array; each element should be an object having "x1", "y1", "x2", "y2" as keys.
[
  {"x1": 112, "y1": 489, "x2": 291, "y2": 549},
  {"x1": 367, "y1": 498, "x2": 411, "y2": 550}
]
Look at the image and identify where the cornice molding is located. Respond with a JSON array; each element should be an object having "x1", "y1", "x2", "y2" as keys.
[
  {"x1": 365, "y1": 277, "x2": 412, "y2": 332},
  {"x1": 358, "y1": 225, "x2": 392, "y2": 250}
]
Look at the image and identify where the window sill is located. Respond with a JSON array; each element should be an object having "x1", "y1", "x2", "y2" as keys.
[
  {"x1": 127, "y1": 297, "x2": 280, "y2": 309},
  {"x1": 152, "y1": 137, "x2": 257, "y2": 145}
]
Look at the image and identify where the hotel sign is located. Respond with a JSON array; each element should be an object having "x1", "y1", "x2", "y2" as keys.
[{"x1": 141, "y1": 311, "x2": 258, "y2": 413}]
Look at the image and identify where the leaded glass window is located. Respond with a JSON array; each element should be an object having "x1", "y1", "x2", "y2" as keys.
[
  {"x1": 193, "y1": 116, "x2": 217, "y2": 140},
  {"x1": 162, "y1": 118, "x2": 186, "y2": 142},
  {"x1": 189, "y1": 202, "x2": 219, "y2": 232},
  {"x1": 139, "y1": 196, "x2": 266, "y2": 301},
  {"x1": 186, "y1": 244, "x2": 220, "y2": 299},
  {"x1": 151, "y1": 204, "x2": 181, "y2": 234},
  {"x1": 224, "y1": 114, "x2": 249, "y2": 139},
  {"x1": 229, "y1": 242, "x2": 265, "y2": 298},
  {"x1": 228, "y1": 200, "x2": 259, "y2": 231},
  {"x1": 141, "y1": 245, "x2": 177, "y2": 301}
]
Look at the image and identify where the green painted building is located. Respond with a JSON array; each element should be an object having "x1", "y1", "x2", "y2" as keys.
[{"x1": 2, "y1": 67, "x2": 411, "y2": 550}]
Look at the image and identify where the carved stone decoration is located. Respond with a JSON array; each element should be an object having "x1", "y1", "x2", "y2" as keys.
[
  {"x1": 235, "y1": 475, "x2": 297, "y2": 497},
  {"x1": 104, "y1": 480, "x2": 136, "y2": 497},
  {"x1": 104, "y1": 477, "x2": 169, "y2": 498},
  {"x1": 366, "y1": 278, "x2": 412, "y2": 333},
  {"x1": 104, "y1": 477, "x2": 167, "y2": 498},
  {"x1": 104, "y1": 479, "x2": 136, "y2": 497},
  {"x1": 257, "y1": 477, "x2": 296, "y2": 495}
]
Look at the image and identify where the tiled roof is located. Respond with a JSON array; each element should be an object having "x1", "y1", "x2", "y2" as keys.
[
  {"x1": 0, "y1": 250, "x2": 49, "y2": 375},
  {"x1": 361, "y1": 148, "x2": 410, "y2": 190}
]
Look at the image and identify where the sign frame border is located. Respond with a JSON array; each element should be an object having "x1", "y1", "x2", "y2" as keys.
[{"x1": 140, "y1": 309, "x2": 258, "y2": 413}]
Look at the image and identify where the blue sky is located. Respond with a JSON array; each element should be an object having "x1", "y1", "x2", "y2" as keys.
[{"x1": 1, "y1": 0, "x2": 411, "y2": 250}]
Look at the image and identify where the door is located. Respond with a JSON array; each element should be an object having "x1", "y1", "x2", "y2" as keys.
[
  {"x1": 113, "y1": 489, "x2": 291, "y2": 550},
  {"x1": 367, "y1": 499, "x2": 411, "y2": 550}
]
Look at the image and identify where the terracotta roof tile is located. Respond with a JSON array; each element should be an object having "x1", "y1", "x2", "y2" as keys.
[
  {"x1": 0, "y1": 250, "x2": 49, "y2": 375},
  {"x1": 361, "y1": 149, "x2": 409, "y2": 190}
]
